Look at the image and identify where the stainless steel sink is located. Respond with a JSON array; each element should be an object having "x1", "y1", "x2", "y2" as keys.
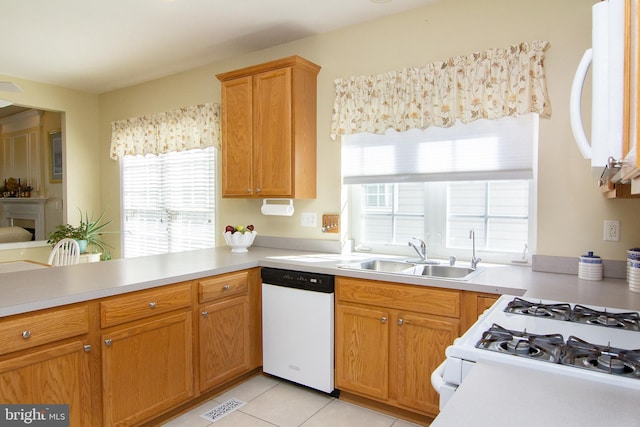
[
  {"x1": 342, "y1": 259, "x2": 417, "y2": 274},
  {"x1": 338, "y1": 258, "x2": 482, "y2": 280},
  {"x1": 417, "y1": 264, "x2": 478, "y2": 279}
]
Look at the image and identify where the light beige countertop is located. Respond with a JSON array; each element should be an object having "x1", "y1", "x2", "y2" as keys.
[
  {"x1": 430, "y1": 360, "x2": 640, "y2": 427},
  {"x1": 1, "y1": 244, "x2": 639, "y2": 317}
]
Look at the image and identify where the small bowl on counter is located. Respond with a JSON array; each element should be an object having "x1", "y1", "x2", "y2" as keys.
[{"x1": 223, "y1": 231, "x2": 257, "y2": 253}]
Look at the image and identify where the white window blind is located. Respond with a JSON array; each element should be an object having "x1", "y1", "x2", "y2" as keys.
[
  {"x1": 342, "y1": 114, "x2": 537, "y2": 184},
  {"x1": 121, "y1": 147, "x2": 215, "y2": 258}
]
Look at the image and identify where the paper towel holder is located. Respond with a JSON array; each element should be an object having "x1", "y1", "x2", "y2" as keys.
[{"x1": 261, "y1": 198, "x2": 295, "y2": 216}]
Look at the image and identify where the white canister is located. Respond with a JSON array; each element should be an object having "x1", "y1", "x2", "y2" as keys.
[
  {"x1": 628, "y1": 248, "x2": 640, "y2": 292},
  {"x1": 578, "y1": 251, "x2": 603, "y2": 281},
  {"x1": 628, "y1": 248, "x2": 640, "y2": 287}
]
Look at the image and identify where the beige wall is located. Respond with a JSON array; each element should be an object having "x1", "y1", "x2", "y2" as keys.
[
  {"x1": 96, "y1": 0, "x2": 639, "y2": 261},
  {"x1": 0, "y1": 75, "x2": 100, "y2": 261}
]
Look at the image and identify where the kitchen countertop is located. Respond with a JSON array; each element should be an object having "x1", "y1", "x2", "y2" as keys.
[
  {"x1": 1, "y1": 245, "x2": 640, "y2": 317},
  {"x1": 3, "y1": 244, "x2": 640, "y2": 425},
  {"x1": 430, "y1": 359, "x2": 640, "y2": 427}
]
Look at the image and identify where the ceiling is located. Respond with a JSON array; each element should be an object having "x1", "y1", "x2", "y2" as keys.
[{"x1": 0, "y1": 0, "x2": 436, "y2": 95}]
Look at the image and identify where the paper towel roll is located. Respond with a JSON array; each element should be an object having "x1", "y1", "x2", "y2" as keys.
[{"x1": 261, "y1": 199, "x2": 295, "y2": 216}]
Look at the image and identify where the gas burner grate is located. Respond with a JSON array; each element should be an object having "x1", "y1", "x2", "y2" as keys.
[
  {"x1": 475, "y1": 324, "x2": 640, "y2": 379},
  {"x1": 476, "y1": 324, "x2": 564, "y2": 362},
  {"x1": 504, "y1": 297, "x2": 572, "y2": 321},
  {"x1": 504, "y1": 298, "x2": 640, "y2": 331},
  {"x1": 570, "y1": 305, "x2": 640, "y2": 331},
  {"x1": 562, "y1": 336, "x2": 640, "y2": 378}
]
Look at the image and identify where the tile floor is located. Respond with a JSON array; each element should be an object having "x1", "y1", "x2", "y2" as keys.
[{"x1": 161, "y1": 375, "x2": 426, "y2": 427}]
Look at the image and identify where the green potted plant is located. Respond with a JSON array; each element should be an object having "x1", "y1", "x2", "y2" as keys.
[{"x1": 48, "y1": 208, "x2": 114, "y2": 257}]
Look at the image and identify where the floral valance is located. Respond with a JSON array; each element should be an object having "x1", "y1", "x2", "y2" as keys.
[
  {"x1": 330, "y1": 40, "x2": 552, "y2": 139},
  {"x1": 110, "y1": 103, "x2": 221, "y2": 160}
]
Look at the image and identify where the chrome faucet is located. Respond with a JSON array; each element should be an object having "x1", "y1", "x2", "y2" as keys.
[
  {"x1": 469, "y1": 229, "x2": 482, "y2": 269},
  {"x1": 408, "y1": 237, "x2": 427, "y2": 262}
]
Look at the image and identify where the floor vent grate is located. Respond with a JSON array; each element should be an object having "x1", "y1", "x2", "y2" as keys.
[{"x1": 200, "y1": 398, "x2": 246, "y2": 423}]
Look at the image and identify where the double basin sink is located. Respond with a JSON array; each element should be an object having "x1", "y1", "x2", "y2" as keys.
[{"x1": 338, "y1": 258, "x2": 482, "y2": 281}]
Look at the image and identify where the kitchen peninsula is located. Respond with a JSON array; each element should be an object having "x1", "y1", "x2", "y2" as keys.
[{"x1": 1, "y1": 244, "x2": 638, "y2": 426}]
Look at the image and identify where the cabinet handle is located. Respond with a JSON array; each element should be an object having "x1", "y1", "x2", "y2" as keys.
[
  {"x1": 255, "y1": 188, "x2": 261, "y2": 193},
  {"x1": 84, "y1": 344, "x2": 92, "y2": 352},
  {"x1": 201, "y1": 311, "x2": 208, "y2": 317},
  {"x1": 246, "y1": 188, "x2": 251, "y2": 193},
  {"x1": 104, "y1": 339, "x2": 112, "y2": 347},
  {"x1": 21, "y1": 330, "x2": 31, "y2": 339},
  {"x1": 149, "y1": 301, "x2": 157, "y2": 309},
  {"x1": 398, "y1": 318, "x2": 404, "y2": 326},
  {"x1": 223, "y1": 284, "x2": 231, "y2": 290},
  {"x1": 380, "y1": 317, "x2": 387, "y2": 324}
]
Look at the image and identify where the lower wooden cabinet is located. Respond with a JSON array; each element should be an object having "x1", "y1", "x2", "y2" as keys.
[
  {"x1": 460, "y1": 291, "x2": 500, "y2": 332},
  {"x1": 197, "y1": 268, "x2": 261, "y2": 394},
  {"x1": 0, "y1": 269, "x2": 263, "y2": 427},
  {"x1": 335, "y1": 304, "x2": 390, "y2": 400},
  {"x1": 199, "y1": 295, "x2": 250, "y2": 391},
  {"x1": 0, "y1": 339, "x2": 93, "y2": 426},
  {"x1": 100, "y1": 282, "x2": 194, "y2": 427},
  {"x1": 335, "y1": 277, "x2": 460, "y2": 417},
  {"x1": 394, "y1": 311, "x2": 459, "y2": 414},
  {"x1": 0, "y1": 304, "x2": 93, "y2": 426},
  {"x1": 101, "y1": 311, "x2": 193, "y2": 426}
]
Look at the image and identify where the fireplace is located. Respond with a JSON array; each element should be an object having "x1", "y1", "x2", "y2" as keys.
[{"x1": 0, "y1": 198, "x2": 47, "y2": 240}]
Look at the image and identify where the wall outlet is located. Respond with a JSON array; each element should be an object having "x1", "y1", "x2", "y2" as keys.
[
  {"x1": 301, "y1": 212, "x2": 317, "y2": 228},
  {"x1": 604, "y1": 220, "x2": 620, "y2": 241}
]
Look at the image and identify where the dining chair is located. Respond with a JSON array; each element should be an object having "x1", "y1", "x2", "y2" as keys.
[{"x1": 47, "y1": 238, "x2": 81, "y2": 266}]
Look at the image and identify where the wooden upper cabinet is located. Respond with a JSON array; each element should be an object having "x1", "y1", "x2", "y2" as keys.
[{"x1": 217, "y1": 56, "x2": 320, "y2": 198}]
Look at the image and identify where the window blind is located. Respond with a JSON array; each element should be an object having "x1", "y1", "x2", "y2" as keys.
[
  {"x1": 121, "y1": 147, "x2": 215, "y2": 257},
  {"x1": 342, "y1": 114, "x2": 537, "y2": 184}
]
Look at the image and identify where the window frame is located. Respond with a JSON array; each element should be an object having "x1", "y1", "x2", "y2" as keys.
[
  {"x1": 344, "y1": 114, "x2": 538, "y2": 265},
  {"x1": 348, "y1": 180, "x2": 536, "y2": 264}
]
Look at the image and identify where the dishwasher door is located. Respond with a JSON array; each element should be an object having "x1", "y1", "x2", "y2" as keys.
[{"x1": 262, "y1": 271, "x2": 335, "y2": 394}]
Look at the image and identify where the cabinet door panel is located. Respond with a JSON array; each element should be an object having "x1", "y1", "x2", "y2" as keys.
[
  {"x1": 0, "y1": 340, "x2": 92, "y2": 426},
  {"x1": 221, "y1": 76, "x2": 254, "y2": 196},
  {"x1": 199, "y1": 295, "x2": 250, "y2": 391},
  {"x1": 253, "y1": 68, "x2": 293, "y2": 196},
  {"x1": 335, "y1": 304, "x2": 389, "y2": 400},
  {"x1": 102, "y1": 311, "x2": 193, "y2": 427},
  {"x1": 395, "y1": 312, "x2": 459, "y2": 414}
]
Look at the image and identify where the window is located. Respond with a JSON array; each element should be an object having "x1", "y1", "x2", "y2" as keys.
[
  {"x1": 344, "y1": 115, "x2": 537, "y2": 264},
  {"x1": 121, "y1": 147, "x2": 216, "y2": 257}
]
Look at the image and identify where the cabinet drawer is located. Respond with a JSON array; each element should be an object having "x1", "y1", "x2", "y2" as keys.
[
  {"x1": 101, "y1": 282, "x2": 192, "y2": 328},
  {"x1": 199, "y1": 271, "x2": 249, "y2": 303},
  {"x1": 336, "y1": 277, "x2": 460, "y2": 318},
  {"x1": 0, "y1": 305, "x2": 89, "y2": 355}
]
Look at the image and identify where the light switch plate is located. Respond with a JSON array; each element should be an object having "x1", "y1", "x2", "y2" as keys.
[{"x1": 301, "y1": 212, "x2": 317, "y2": 228}]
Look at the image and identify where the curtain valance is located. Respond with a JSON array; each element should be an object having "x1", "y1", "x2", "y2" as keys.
[
  {"x1": 330, "y1": 40, "x2": 551, "y2": 139},
  {"x1": 110, "y1": 103, "x2": 221, "y2": 160}
]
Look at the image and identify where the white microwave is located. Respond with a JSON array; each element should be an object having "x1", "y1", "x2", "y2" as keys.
[{"x1": 570, "y1": 0, "x2": 624, "y2": 178}]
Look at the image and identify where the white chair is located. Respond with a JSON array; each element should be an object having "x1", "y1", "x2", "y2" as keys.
[{"x1": 47, "y1": 238, "x2": 81, "y2": 266}]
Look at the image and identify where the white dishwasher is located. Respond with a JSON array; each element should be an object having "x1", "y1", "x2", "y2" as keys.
[{"x1": 261, "y1": 267, "x2": 337, "y2": 395}]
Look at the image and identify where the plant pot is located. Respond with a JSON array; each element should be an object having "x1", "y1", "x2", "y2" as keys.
[{"x1": 76, "y1": 239, "x2": 88, "y2": 254}]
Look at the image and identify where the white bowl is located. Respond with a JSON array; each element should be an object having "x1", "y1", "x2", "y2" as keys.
[{"x1": 223, "y1": 230, "x2": 257, "y2": 253}]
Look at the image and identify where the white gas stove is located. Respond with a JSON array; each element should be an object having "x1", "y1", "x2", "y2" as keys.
[{"x1": 432, "y1": 295, "x2": 640, "y2": 410}]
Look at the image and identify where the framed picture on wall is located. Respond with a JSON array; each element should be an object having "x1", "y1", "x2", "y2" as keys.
[{"x1": 49, "y1": 130, "x2": 62, "y2": 182}]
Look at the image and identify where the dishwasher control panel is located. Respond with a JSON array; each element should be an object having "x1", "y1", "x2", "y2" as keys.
[{"x1": 261, "y1": 267, "x2": 335, "y2": 293}]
